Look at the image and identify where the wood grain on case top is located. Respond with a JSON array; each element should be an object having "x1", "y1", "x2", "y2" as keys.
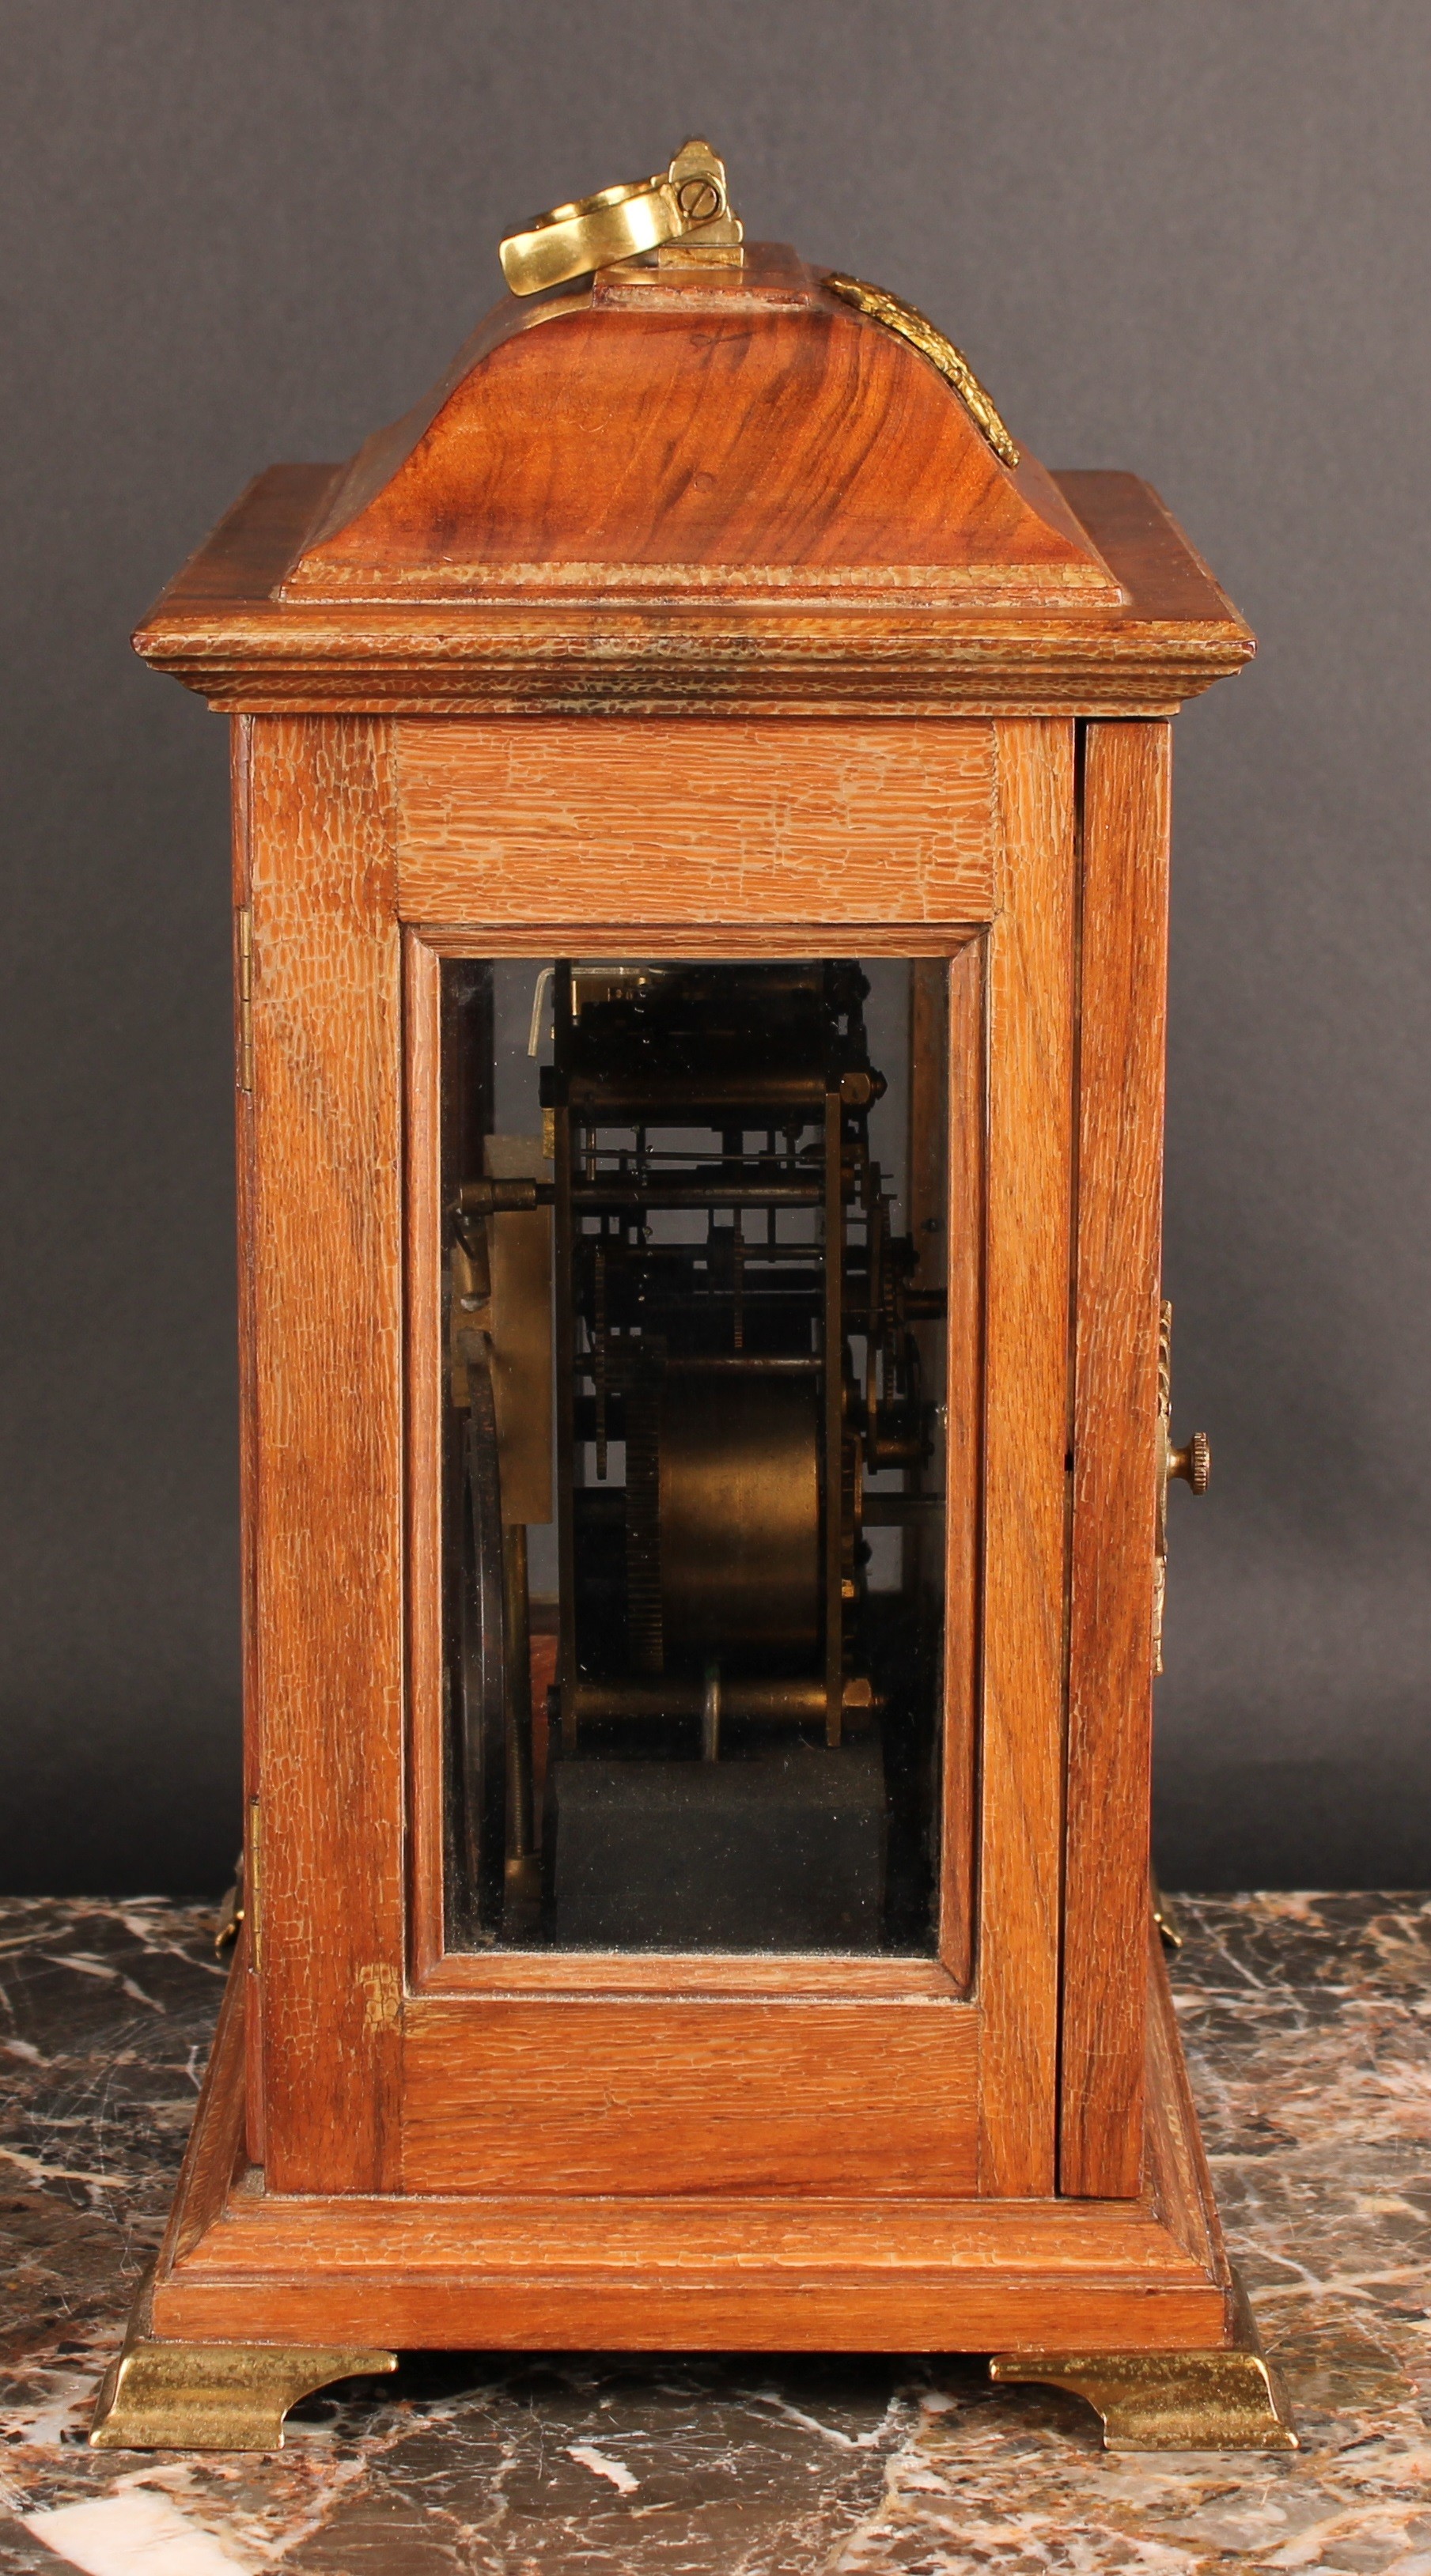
[
  {"x1": 1060, "y1": 722, "x2": 1172, "y2": 2197},
  {"x1": 246, "y1": 715, "x2": 405, "y2": 2194},
  {"x1": 976, "y1": 721, "x2": 1077, "y2": 2197},
  {"x1": 282, "y1": 260, "x2": 1117, "y2": 607},
  {"x1": 133, "y1": 466, "x2": 1251, "y2": 719},
  {"x1": 392, "y1": 720, "x2": 998, "y2": 925}
]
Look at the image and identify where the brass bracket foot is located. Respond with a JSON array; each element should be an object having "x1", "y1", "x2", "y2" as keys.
[
  {"x1": 89, "y1": 2279, "x2": 396, "y2": 2452},
  {"x1": 990, "y1": 2271, "x2": 1297, "y2": 2452},
  {"x1": 1150, "y1": 1869, "x2": 1185, "y2": 1951}
]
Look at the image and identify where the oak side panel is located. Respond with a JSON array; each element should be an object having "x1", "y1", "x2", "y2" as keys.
[
  {"x1": 400, "y1": 1999, "x2": 979, "y2": 2196},
  {"x1": 393, "y1": 720, "x2": 997, "y2": 924},
  {"x1": 1060, "y1": 723, "x2": 1171, "y2": 2196},
  {"x1": 977, "y1": 721, "x2": 1077, "y2": 2196},
  {"x1": 153, "y1": 1946, "x2": 1228, "y2": 2353},
  {"x1": 165, "y1": 1957, "x2": 248, "y2": 2269},
  {"x1": 247, "y1": 715, "x2": 405, "y2": 2193},
  {"x1": 1145, "y1": 1923, "x2": 1232, "y2": 2292}
]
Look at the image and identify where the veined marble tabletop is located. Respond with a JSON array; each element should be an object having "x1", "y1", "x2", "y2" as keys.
[{"x1": 1, "y1": 1891, "x2": 1428, "y2": 2575}]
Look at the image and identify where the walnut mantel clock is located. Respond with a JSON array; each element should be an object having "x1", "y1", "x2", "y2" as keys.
[{"x1": 93, "y1": 142, "x2": 1292, "y2": 2455}]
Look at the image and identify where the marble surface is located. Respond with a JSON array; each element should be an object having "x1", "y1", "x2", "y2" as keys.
[{"x1": 1, "y1": 1890, "x2": 1429, "y2": 2574}]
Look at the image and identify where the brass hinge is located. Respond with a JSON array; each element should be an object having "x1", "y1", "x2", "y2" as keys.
[
  {"x1": 236, "y1": 907, "x2": 254, "y2": 1094},
  {"x1": 213, "y1": 1854, "x2": 243, "y2": 1958},
  {"x1": 245, "y1": 1795, "x2": 261, "y2": 1969}
]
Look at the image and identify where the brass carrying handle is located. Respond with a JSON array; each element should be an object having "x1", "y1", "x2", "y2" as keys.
[
  {"x1": 500, "y1": 138, "x2": 741, "y2": 295},
  {"x1": 1168, "y1": 1431, "x2": 1211, "y2": 1496}
]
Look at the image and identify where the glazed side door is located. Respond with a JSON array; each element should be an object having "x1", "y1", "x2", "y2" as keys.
[{"x1": 243, "y1": 711, "x2": 1086, "y2": 2203}]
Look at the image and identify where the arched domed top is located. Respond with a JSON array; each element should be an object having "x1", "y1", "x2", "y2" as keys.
[{"x1": 277, "y1": 245, "x2": 1124, "y2": 611}]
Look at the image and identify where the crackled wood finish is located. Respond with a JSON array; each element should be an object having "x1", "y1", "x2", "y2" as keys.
[
  {"x1": 393, "y1": 718, "x2": 997, "y2": 925},
  {"x1": 976, "y1": 721, "x2": 1077, "y2": 2196},
  {"x1": 1060, "y1": 723, "x2": 1173, "y2": 2197},
  {"x1": 240, "y1": 711, "x2": 1173, "y2": 2222},
  {"x1": 245, "y1": 715, "x2": 405, "y2": 2194},
  {"x1": 225, "y1": 703, "x2": 1219, "y2": 2333}
]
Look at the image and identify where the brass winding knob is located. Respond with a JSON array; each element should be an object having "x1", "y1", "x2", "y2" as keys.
[{"x1": 1168, "y1": 1431, "x2": 1211, "y2": 1496}]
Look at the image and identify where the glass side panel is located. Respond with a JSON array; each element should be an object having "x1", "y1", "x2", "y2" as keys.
[{"x1": 440, "y1": 956, "x2": 952, "y2": 1954}]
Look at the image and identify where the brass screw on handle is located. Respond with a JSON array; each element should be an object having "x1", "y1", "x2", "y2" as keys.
[
  {"x1": 1168, "y1": 1431, "x2": 1211, "y2": 1495},
  {"x1": 675, "y1": 176, "x2": 721, "y2": 224}
]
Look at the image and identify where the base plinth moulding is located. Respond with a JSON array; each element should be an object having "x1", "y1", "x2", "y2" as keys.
[{"x1": 90, "y1": 1942, "x2": 1294, "y2": 2453}]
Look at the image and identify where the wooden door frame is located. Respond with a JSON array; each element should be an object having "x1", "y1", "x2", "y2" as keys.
[
  {"x1": 403, "y1": 921, "x2": 983, "y2": 2006},
  {"x1": 242, "y1": 712, "x2": 1107, "y2": 2202}
]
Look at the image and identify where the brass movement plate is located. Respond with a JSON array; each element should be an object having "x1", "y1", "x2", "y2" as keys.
[{"x1": 990, "y1": 2271, "x2": 1297, "y2": 2452}]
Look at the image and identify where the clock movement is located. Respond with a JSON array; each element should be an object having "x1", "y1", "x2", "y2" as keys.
[{"x1": 92, "y1": 142, "x2": 1293, "y2": 2454}]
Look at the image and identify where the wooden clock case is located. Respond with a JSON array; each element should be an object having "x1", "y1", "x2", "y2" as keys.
[{"x1": 92, "y1": 238, "x2": 1292, "y2": 2454}]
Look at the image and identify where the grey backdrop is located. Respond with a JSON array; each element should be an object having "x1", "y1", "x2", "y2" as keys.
[{"x1": 2, "y1": 1, "x2": 1427, "y2": 1893}]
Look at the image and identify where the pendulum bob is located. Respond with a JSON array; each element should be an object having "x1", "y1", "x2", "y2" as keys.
[{"x1": 656, "y1": 1367, "x2": 822, "y2": 1672}]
